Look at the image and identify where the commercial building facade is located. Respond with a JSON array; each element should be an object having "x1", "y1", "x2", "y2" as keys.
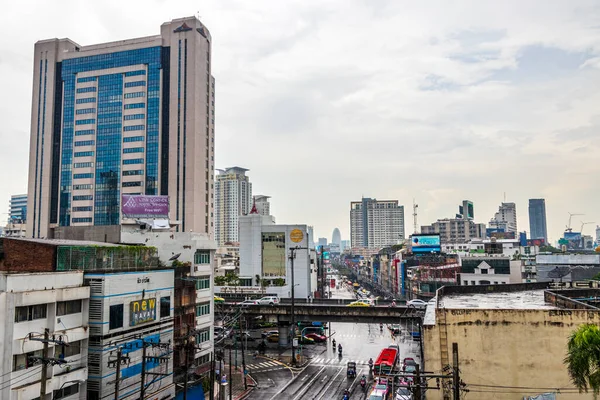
[
  {"x1": 421, "y1": 218, "x2": 486, "y2": 244},
  {"x1": 27, "y1": 17, "x2": 215, "y2": 239},
  {"x1": 350, "y1": 198, "x2": 405, "y2": 248},
  {"x1": 9, "y1": 194, "x2": 27, "y2": 223},
  {"x1": 529, "y1": 199, "x2": 548, "y2": 243},
  {"x1": 214, "y1": 167, "x2": 252, "y2": 245},
  {"x1": 488, "y1": 202, "x2": 517, "y2": 234},
  {"x1": 253, "y1": 195, "x2": 271, "y2": 217}
]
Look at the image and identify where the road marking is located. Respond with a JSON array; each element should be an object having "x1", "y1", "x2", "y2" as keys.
[
  {"x1": 291, "y1": 366, "x2": 327, "y2": 400},
  {"x1": 315, "y1": 366, "x2": 345, "y2": 400}
]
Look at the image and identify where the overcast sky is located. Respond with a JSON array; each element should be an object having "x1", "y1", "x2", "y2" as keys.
[{"x1": 1, "y1": 0, "x2": 599, "y2": 244}]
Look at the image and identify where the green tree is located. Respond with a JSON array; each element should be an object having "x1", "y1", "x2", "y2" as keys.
[{"x1": 565, "y1": 324, "x2": 600, "y2": 397}]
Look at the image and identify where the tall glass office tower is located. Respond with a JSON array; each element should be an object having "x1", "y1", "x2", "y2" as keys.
[
  {"x1": 528, "y1": 198, "x2": 548, "y2": 243},
  {"x1": 27, "y1": 17, "x2": 215, "y2": 238}
]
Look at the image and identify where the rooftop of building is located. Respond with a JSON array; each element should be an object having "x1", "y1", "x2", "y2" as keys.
[
  {"x1": 439, "y1": 290, "x2": 554, "y2": 310},
  {"x1": 5, "y1": 237, "x2": 122, "y2": 247}
]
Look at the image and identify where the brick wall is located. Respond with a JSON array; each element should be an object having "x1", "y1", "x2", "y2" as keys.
[{"x1": 0, "y1": 238, "x2": 56, "y2": 272}]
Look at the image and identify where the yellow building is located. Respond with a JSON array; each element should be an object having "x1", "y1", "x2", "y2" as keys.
[{"x1": 423, "y1": 283, "x2": 600, "y2": 399}]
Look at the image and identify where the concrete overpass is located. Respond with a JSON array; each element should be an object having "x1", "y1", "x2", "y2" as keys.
[{"x1": 218, "y1": 303, "x2": 423, "y2": 324}]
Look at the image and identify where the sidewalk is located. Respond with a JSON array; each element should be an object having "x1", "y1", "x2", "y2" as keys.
[{"x1": 211, "y1": 364, "x2": 256, "y2": 400}]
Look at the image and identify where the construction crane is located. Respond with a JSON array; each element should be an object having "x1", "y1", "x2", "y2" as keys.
[
  {"x1": 566, "y1": 212, "x2": 584, "y2": 232},
  {"x1": 580, "y1": 221, "x2": 595, "y2": 234}
]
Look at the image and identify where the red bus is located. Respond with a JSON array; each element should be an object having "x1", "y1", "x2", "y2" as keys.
[{"x1": 373, "y1": 348, "x2": 398, "y2": 375}]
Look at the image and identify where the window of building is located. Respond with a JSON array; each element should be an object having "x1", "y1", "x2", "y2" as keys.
[
  {"x1": 73, "y1": 195, "x2": 93, "y2": 201},
  {"x1": 124, "y1": 113, "x2": 145, "y2": 121},
  {"x1": 53, "y1": 383, "x2": 80, "y2": 399},
  {"x1": 75, "y1": 108, "x2": 96, "y2": 115},
  {"x1": 196, "y1": 302, "x2": 210, "y2": 317},
  {"x1": 471, "y1": 281, "x2": 476, "y2": 285},
  {"x1": 463, "y1": 281, "x2": 468, "y2": 285},
  {"x1": 125, "y1": 81, "x2": 146, "y2": 88},
  {"x1": 194, "y1": 250, "x2": 210, "y2": 264},
  {"x1": 74, "y1": 151, "x2": 94, "y2": 158},
  {"x1": 124, "y1": 102, "x2": 145, "y2": 109},
  {"x1": 195, "y1": 276, "x2": 210, "y2": 290},
  {"x1": 72, "y1": 217, "x2": 93, "y2": 223},
  {"x1": 76, "y1": 97, "x2": 96, "y2": 104},
  {"x1": 160, "y1": 297, "x2": 170, "y2": 318},
  {"x1": 123, "y1": 147, "x2": 144, "y2": 153},
  {"x1": 56, "y1": 300, "x2": 82, "y2": 316},
  {"x1": 123, "y1": 159, "x2": 144, "y2": 165},
  {"x1": 75, "y1": 140, "x2": 95, "y2": 147},
  {"x1": 196, "y1": 328, "x2": 210, "y2": 343},
  {"x1": 480, "y1": 269, "x2": 488, "y2": 274},
  {"x1": 123, "y1": 170, "x2": 144, "y2": 176},
  {"x1": 123, "y1": 125, "x2": 145, "y2": 131},
  {"x1": 74, "y1": 162, "x2": 93, "y2": 168},
  {"x1": 13, "y1": 349, "x2": 43, "y2": 371},
  {"x1": 122, "y1": 181, "x2": 142, "y2": 187},
  {"x1": 124, "y1": 92, "x2": 145, "y2": 99},
  {"x1": 15, "y1": 304, "x2": 47, "y2": 322},
  {"x1": 125, "y1": 70, "x2": 146, "y2": 77},
  {"x1": 109, "y1": 304, "x2": 123, "y2": 330},
  {"x1": 123, "y1": 136, "x2": 144, "y2": 143},
  {"x1": 75, "y1": 119, "x2": 95, "y2": 125},
  {"x1": 54, "y1": 340, "x2": 81, "y2": 359},
  {"x1": 77, "y1": 76, "x2": 97, "y2": 83},
  {"x1": 76, "y1": 86, "x2": 97, "y2": 93}
]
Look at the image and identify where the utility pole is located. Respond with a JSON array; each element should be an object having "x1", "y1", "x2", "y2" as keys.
[
  {"x1": 114, "y1": 348, "x2": 122, "y2": 400},
  {"x1": 238, "y1": 317, "x2": 247, "y2": 390},
  {"x1": 140, "y1": 342, "x2": 147, "y2": 400},
  {"x1": 229, "y1": 345, "x2": 233, "y2": 400},
  {"x1": 452, "y1": 343, "x2": 460, "y2": 400},
  {"x1": 209, "y1": 352, "x2": 215, "y2": 400},
  {"x1": 40, "y1": 328, "x2": 49, "y2": 399},
  {"x1": 183, "y1": 341, "x2": 190, "y2": 400},
  {"x1": 290, "y1": 247, "x2": 297, "y2": 366},
  {"x1": 414, "y1": 364, "x2": 422, "y2": 400},
  {"x1": 320, "y1": 249, "x2": 325, "y2": 298}
]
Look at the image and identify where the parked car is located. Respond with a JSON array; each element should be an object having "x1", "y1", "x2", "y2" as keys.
[
  {"x1": 368, "y1": 388, "x2": 388, "y2": 400},
  {"x1": 304, "y1": 333, "x2": 327, "y2": 343},
  {"x1": 407, "y1": 299, "x2": 427, "y2": 309},
  {"x1": 238, "y1": 299, "x2": 258, "y2": 306},
  {"x1": 262, "y1": 329, "x2": 279, "y2": 338},
  {"x1": 347, "y1": 299, "x2": 372, "y2": 307},
  {"x1": 258, "y1": 296, "x2": 280, "y2": 305},
  {"x1": 266, "y1": 333, "x2": 279, "y2": 343}
]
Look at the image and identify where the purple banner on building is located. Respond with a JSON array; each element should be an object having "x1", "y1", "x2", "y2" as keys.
[{"x1": 122, "y1": 195, "x2": 169, "y2": 218}]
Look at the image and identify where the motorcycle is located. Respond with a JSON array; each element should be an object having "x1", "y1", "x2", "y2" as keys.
[
  {"x1": 332, "y1": 339, "x2": 336, "y2": 349},
  {"x1": 343, "y1": 389, "x2": 350, "y2": 400},
  {"x1": 338, "y1": 346, "x2": 343, "y2": 357},
  {"x1": 360, "y1": 377, "x2": 366, "y2": 389}
]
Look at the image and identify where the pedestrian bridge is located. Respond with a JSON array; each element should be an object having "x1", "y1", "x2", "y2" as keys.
[{"x1": 218, "y1": 303, "x2": 422, "y2": 324}]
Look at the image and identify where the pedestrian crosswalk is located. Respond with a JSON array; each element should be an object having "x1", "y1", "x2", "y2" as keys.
[
  {"x1": 246, "y1": 360, "x2": 284, "y2": 372},
  {"x1": 310, "y1": 357, "x2": 372, "y2": 366}
]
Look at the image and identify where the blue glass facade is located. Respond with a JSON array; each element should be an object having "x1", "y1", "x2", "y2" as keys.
[{"x1": 59, "y1": 47, "x2": 163, "y2": 226}]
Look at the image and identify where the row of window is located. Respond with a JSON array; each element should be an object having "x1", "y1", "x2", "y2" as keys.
[
  {"x1": 76, "y1": 108, "x2": 95, "y2": 115},
  {"x1": 73, "y1": 184, "x2": 92, "y2": 190},
  {"x1": 196, "y1": 302, "x2": 210, "y2": 317},
  {"x1": 124, "y1": 136, "x2": 144, "y2": 142},
  {"x1": 77, "y1": 76, "x2": 97, "y2": 83},
  {"x1": 76, "y1": 97, "x2": 96, "y2": 104},
  {"x1": 124, "y1": 113, "x2": 145, "y2": 121},
  {"x1": 123, "y1": 181, "x2": 142, "y2": 187},
  {"x1": 194, "y1": 251, "x2": 210, "y2": 264},
  {"x1": 73, "y1": 217, "x2": 93, "y2": 223},
  {"x1": 73, "y1": 195, "x2": 93, "y2": 201},
  {"x1": 75, "y1": 140, "x2": 94, "y2": 147},
  {"x1": 123, "y1": 169, "x2": 144, "y2": 176},
  {"x1": 76, "y1": 86, "x2": 96, "y2": 93},
  {"x1": 196, "y1": 276, "x2": 210, "y2": 290},
  {"x1": 124, "y1": 125, "x2": 145, "y2": 131},
  {"x1": 13, "y1": 341, "x2": 82, "y2": 372},
  {"x1": 74, "y1": 162, "x2": 93, "y2": 168},
  {"x1": 75, "y1": 119, "x2": 95, "y2": 125},
  {"x1": 125, "y1": 70, "x2": 146, "y2": 77},
  {"x1": 74, "y1": 151, "x2": 94, "y2": 157},
  {"x1": 123, "y1": 147, "x2": 144, "y2": 153},
  {"x1": 124, "y1": 92, "x2": 145, "y2": 99},
  {"x1": 75, "y1": 129, "x2": 95, "y2": 136},
  {"x1": 73, "y1": 173, "x2": 93, "y2": 179},
  {"x1": 123, "y1": 158, "x2": 144, "y2": 165},
  {"x1": 124, "y1": 81, "x2": 146, "y2": 88},
  {"x1": 73, "y1": 206, "x2": 93, "y2": 212},
  {"x1": 124, "y1": 102, "x2": 145, "y2": 109}
]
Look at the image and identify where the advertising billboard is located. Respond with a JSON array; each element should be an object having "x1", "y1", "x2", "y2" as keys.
[
  {"x1": 411, "y1": 234, "x2": 441, "y2": 253},
  {"x1": 122, "y1": 195, "x2": 169, "y2": 218},
  {"x1": 130, "y1": 298, "x2": 157, "y2": 326}
]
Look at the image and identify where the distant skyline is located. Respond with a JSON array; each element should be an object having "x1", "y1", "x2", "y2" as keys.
[{"x1": 1, "y1": 1, "x2": 598, "y2": 244}]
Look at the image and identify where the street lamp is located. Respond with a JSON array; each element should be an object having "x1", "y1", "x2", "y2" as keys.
[{"x1": 52, "y1": 379, "x2": 85, "y2": 400}]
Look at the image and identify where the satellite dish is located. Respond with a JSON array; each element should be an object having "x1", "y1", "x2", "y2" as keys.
[{"x1": 169, "y1": 253, "x2": 181, "y2": 261}]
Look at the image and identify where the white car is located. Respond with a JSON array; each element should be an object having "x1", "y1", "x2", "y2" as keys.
[
  {"x1": 407, "y1": 299, "x2": 427, "y2": 309},
  {"x1": 239, "y1": 300, "x2": 258, "y2": 306},
  {"x1": 258, "y1": 296, "x2": 280, "y2": 305},
  {"x1": 395, "y1": 386, "x2": 413, "y2": 400}
]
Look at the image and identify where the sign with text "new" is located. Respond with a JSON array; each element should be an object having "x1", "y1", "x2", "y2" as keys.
[{"x1": 130, "y1": 298, "x2": 157, "y2": 326}]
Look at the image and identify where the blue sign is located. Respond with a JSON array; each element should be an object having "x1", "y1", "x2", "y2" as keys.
[{"x1": 411, "y1": 234, "x2": 441, "y2": 253}]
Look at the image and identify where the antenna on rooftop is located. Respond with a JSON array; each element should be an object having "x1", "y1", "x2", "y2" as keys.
[{"x1": 413, "y1": 199, "x2": 419, "y2": 234}]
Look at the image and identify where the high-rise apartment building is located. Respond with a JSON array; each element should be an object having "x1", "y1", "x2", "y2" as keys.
[
  {"x1": 350, "y1": 198, "x2": 405, "y2": 248},
  {"x1": 421, "y1": 218, "x2": 486, "y2": 244},
  {"x1": 27, "y1": 17, "x2": 215, "y2": 239},
  {"x1": 8, "y1": 194, "x2": 27, "y2": 223},
  {"x1": 332, "y1": 228, "x2": 342, "y2": 249},
  {"x1": 489, "y1": 202, "x2": 517, "y2": 233},
  {"x1": 214, "y1": 167, "x2": 252, "y2": 245},
  {"x1": 254, "y1": 195, "x2": 271, "y2": 216},
  {"x1": 528, "y1": 199, "x2": 548, "y2": 243}
]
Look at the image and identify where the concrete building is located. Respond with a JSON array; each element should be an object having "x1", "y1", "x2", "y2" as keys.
[
  {"x1": 214, "y1": 167, "x2": 252, "y2": 245},
  {"x1": 27, "y1": 16, "x2": 215, "y2": 239},
  {"x1": 341, "y1": 240, "x2": 351, "y2": 252},
  {"x1": 253, "y1": 195, "x2": 271, "y2": 217},
  {"x1": 235, "y1": 213, "x2": 316, "y2": 299},
  {"x1": 318, "y1": 237, "x2": 328, "y2": 248},
  {"x1": 596, "y1": 225, "x2": 600, "y2": 246},
  {"x1": 423, "y1": 283, "x2": 600, "y2": 400},
  {"x1": 9, "y1": 194, "x2": 27, "y2": 223},
  {"x1": 0, "y1": 238, "x2": 91, "y2": 400},
  {"x1": 3, "y1": 220, "x2": 27, "y2": 238},
  {"x1": 460, "y1": 257, "x2": 522, "y2": 286},
  {"x1": 350, "y1": 198, "x2": 405, "y2": 248},
  {"x1": 488, "y1": 202, "x2": 517, "y2": 234},
  {"x1": 214, "y1": 243, "x2": 240, "y2": 277},
  {"x1": 457, "y1": 200, "x2": 474, "y2": 220},
  {"x1": 421, "y1": 218, "x2": 486, "y2": 244},
  {"x1": 529, "y1": 199, "x2": 548, "y2": 243}
]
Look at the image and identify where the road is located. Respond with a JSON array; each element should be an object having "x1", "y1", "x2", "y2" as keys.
[{"x1": 246, "y1": 278, "x2": 422, "y2": 400}]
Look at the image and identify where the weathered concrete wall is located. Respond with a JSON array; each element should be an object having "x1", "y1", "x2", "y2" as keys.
[{"x1": 424, "y1": 308, "x2": 599, "y2": 399}]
